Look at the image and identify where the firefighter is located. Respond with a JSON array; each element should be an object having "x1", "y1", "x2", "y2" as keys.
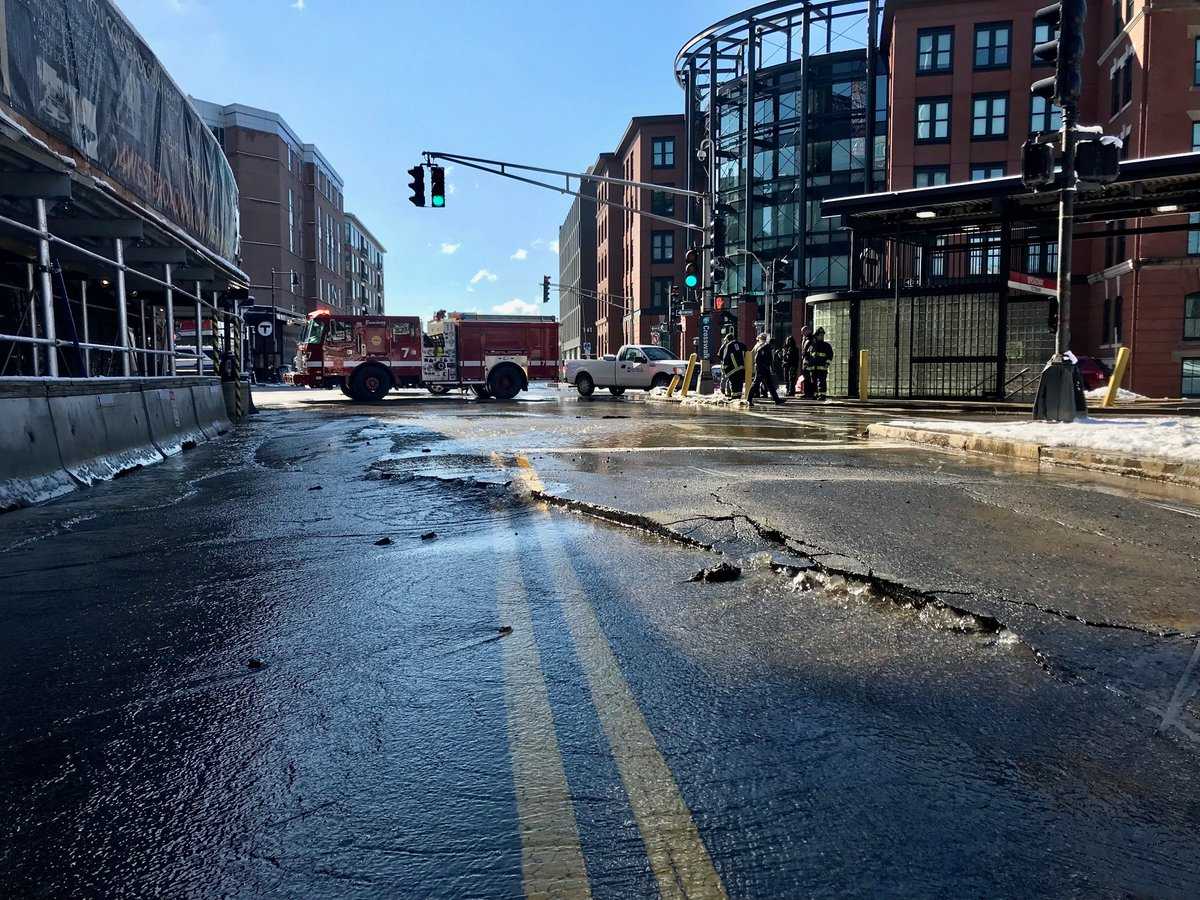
[
  {"x1": 718, "y1": 328, "x2": 747, "y2": 398},
  {"x1": 780, "y1": 334, "x2": 800, "y2": 397},
  {"x1": 806, "y1": 327, "x2": 834, "y2": 400},
  {"x1": 748, "y1": 333, "x2": 784, "y2": 406}
]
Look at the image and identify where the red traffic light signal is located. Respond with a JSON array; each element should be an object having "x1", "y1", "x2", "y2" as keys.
[{"x1": 714, "y1": 295, "x2": 726, "y2": 311}]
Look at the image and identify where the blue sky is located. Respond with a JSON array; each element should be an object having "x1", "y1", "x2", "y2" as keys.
[{"x1": 119, "y1": 0, "x2": 737, "y2": 321}]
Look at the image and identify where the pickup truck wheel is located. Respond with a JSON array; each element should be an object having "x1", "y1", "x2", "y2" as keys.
[
  {"x1": 427, "y1": 383, "x2": 451, "y2": 395},
  {"x1": 650, "y1": 373, "x2": 671, "y2": 390},
  {"x1": 349, "y1": 364, "x2": 391, "y2": 402},
  {"x1": 575, "y1": 373, "x2": 595, "y2": 397},
  {"x1": 471, "y1": 385, "x2": 493, "y2": 400},
  {"x1": 488, "y1": 364, "x2": 522, "y2": 401},
  {"x1": 608, "y1": 387, "x2": 625, "y2": 397}
]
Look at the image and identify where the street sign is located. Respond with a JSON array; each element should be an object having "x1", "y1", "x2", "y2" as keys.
[
  {"x1": 582, "y1": 341, "x2": 592, "y2": 355},
  {"x1": 1008, "y1": 271, "x2": 1058, "y2": 298},
  {"x1": 256, "y1": 321, "x2": 274, "y2": 338}
]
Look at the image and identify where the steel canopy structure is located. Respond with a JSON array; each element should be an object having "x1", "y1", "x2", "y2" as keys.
[
  {"x1": 674, "y1": 0, "x2": 883, "y2": 343},
  {"x1": 807, "y1": 152, "x2": 1200, "y2": 401}
]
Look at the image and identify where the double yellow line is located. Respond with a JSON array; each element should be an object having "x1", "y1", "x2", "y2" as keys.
[{"x1": 493, "y1": 453, "x2": 727, "y2": 900}]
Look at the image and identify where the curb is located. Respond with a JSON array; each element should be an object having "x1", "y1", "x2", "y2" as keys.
[{"x1": 868, "y1": 423, "x2": 1200, "y2": 490}]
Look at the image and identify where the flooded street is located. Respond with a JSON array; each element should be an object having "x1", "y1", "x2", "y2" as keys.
[{"x1": 3, "y1": 387, "x2": 1200, "y2": 898}]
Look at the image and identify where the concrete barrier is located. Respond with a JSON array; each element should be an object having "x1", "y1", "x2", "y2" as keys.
[
  {"x1": 47, "y1": 380, "x2": 164, "y2": 485},
  {"x1": 142, "y1": 385, "x2": 206, "y2": 457},
  {"x1": 192, "y1": 382, "x2": 232, "y2": 439},
  {"x1": 0, "y1": 376, "x2": 233, "y2": 512},
  {"x1": 0, "y1": 383, "x2": 74, "y2": 511}
]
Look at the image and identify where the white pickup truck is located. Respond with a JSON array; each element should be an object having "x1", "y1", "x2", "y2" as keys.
[{"x1": 563, "y1": 344, "x2": 689, "y2": 397}]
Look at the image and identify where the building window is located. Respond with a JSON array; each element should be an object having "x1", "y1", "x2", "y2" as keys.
[
  {"x1": 968, "y1": 231, "x2": 1002, "y2": 276},
  {"x1": 970, "y1": 164, "x2": 1005, "y2": 180},
  {"x1": 1111, "y1": 57, "x2": 1133, "y2": 116},
  {"x1": 287, "y1": 189, "x2": 295, "y2": 254},
  {"x1": 1186, "y1": 293, "x2": 1200, "y2": 340},
  {"x1": 1195, "y1": 36, "x2": 1200, "y2": 86},
  {"x1": 972, "y1": 93, "x2": 1008, "y2": 139},
  {"x1": 1025, "y1": 240, "x2": 1058, "y2": 274},
  {"x1": 651, "y1": 230, "x2": 675, "y2": 263},
  {"x1": 1184, "y1": 359, "x2": 1200, "y2": 397},
  {"x1": 652, "y1": 138, "x2": 675, "y2": 168},
  {"x1": 1193, "y1": 121, "x2": 1200, "y2": 152},
  {"x1": 1033, "y1": 20, "x2": 1058, "y2": 64},
  {"x1": 1190, "y1": 213, "x2": 1200, "y2": 256},
  {"x1": 917, "y1": 27, "x2": 953, "y2": 74},
  {"x1": 914, "y1": 166, "x2": 949, "y2": 187},
  {"x1": 651, "y1": 276, "x2": 673, "y2": 310},
  {"x1": 916, "y1": 98, "x2": 951, "y2": 143},
  {"x1": 975, "y1": 22, "x2": 1011, "y2": 70},
  {"x1": 1030, "y1": 96, "x2": 1063, "y2": 134},
  {"x1": 651, "y1": 188, "x2": 675, "y2": 217}
]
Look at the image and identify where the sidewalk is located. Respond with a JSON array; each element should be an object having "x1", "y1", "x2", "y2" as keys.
[{"x1": 869, "y1": 416, "x2": 1200, "y2": 490}]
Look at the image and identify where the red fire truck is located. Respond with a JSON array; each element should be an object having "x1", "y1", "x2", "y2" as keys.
[{"x1": 291, "y1": 309, "x2": 559, "y2": 401}]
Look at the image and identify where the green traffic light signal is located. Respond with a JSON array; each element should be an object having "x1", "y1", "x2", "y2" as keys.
[
  {"x1": 430, "y1": 166, "x2": 446, "y2": 208},
  {"x1": 684, "y1": 272, "x2": 699, "y2": 289}
]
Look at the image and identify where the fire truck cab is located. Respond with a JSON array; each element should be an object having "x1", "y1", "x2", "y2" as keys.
[{"x1": 292, "y1": 309, "x2": 558, "y2": 402}]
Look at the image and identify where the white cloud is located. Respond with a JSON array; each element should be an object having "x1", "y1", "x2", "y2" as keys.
[
  {"x1": 549, "y1": 240, "x2": 560, "y2": 255},
  {"x1": 291, "y1": 0, "x2": 305, "y2": 9},
  {"x1": 511, "y1": 248, "x2": 528, "y2": 261},
  {"x1": 469, "y1": 268, "x2": 498, "y2": 285},
  {"x1": 531, "y1": 238, "x2": 545, "y2": 248},
  {"x1": 447, "y1": 184, "x2": 457, "y2": 195},
  {"x1": 493, "y1": 298, "x2": 538, "y2": 316},
  {"x1": 440, "y1": 242, "x2": 460, "y2": 255}
]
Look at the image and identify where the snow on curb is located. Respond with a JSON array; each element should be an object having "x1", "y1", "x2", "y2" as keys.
[{"x1": 869, "y1": 417, "x2": 1200, "y2": 489}]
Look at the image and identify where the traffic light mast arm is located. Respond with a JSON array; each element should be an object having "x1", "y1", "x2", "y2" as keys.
[{"x1": 422, "y1": 150, "x2": 704, "y2": 233}]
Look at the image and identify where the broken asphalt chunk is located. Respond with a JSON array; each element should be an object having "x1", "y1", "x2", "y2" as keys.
[
  {"x1": 247, "y1": 658, "x2": 266, "y2": 670},
  {"x1": 689, "y1": 562, "x2": 742, "y2": 584},
  {"x1": 497, "y1": 625, "x2": 513, "y2": 636},
  {"x1": 374, "y1": 537, "x2": 393, "y2": 546},
  {"x1": 421, "y1": 531, "x2": 438, "y2": 541}
]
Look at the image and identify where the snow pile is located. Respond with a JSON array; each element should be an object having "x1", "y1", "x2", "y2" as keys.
[
  {"x1": 888, "y1": 416, "x2": 1200, "y2": 464},
  {"x1": 1083, "y1": 387, "x2": 1147, "y2": 402},
  {"x1": 681, "y1": 392, "x2": 748, "y2": 410}
]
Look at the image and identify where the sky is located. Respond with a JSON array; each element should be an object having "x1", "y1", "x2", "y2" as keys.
[{"x1": 118, "y1": 0, "x2": 738, "y2": 322}]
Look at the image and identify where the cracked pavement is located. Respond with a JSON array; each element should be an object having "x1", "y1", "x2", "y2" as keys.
[{"x1": 3, "y1": 385, "x2": 1200, "y2": 898}]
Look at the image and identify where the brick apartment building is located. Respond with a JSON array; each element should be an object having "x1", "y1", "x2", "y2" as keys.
[
  {"x1": 344, "y1": 213, "x2": 386, "y2": 316},
  {"x1": 192, "y1": 100, "x2": 353, "y2": 315},
  {"x1": 884, "y1": 0, "x2": 1200, "y2": 397},
  {"x1": 589, "y1": 115, "x2": 688, "y2": 357},
  {"x1": 558, "y1": 173, "x2": 597, "y2": 360}
]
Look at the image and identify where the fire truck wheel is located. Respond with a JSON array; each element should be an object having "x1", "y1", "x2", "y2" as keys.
[
  {"x1": 487, "y1": 364, "x2": 523, "y2": 401},
  {"x1": 575, "y1": 373, "x2": 595, "y2": 397},
  {"x1": 608, "y1": 387, "x2": 625, "y2": 397},
  {"x1": 471, "y1": 386, "x2": 493, "y2": 399},
  {"x1": 349, "y1": 365, "x2": 392, "y2": 402},
  {"x1": 427, "y1": 384, "x2": 451, "y2": 395},
  {"x1": 339, "y1": 383, "x2": 352, "y2": 398}
]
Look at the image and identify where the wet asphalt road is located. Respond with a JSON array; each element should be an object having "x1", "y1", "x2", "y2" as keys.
[{"x1": 3, "y1": 385, "x2": 1200, "y2": 898}]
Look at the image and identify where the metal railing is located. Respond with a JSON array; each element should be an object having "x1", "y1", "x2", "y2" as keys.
[{"x1": 0, "y1": 198, "x2": 243, "y2": 380}]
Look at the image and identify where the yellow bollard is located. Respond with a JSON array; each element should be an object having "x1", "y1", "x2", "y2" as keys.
[
  {"x1": 859, "y1": 350, "x2": 871, "y2": 401},
  {"x1": 680, "y1": 353, "x2": 698, "y2": 398},
  {"x1": 666, "y1": 374, "x2": 682, "y2": 398},
  {"x1": 1102, "y1": 346, "x2": 1132, "y2": 408},
  {"x1": 741, "y1": 349, "x2": 755, "y2": 403}
]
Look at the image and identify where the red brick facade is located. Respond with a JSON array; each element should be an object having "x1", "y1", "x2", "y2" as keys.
[{"x1": 885, "y1": 0, "x2": 1200, "y2": 397}]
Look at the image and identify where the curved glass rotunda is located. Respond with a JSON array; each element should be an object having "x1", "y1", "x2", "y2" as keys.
[{"x1": 675, "y1": 0, "x2": 886, "y2": 340}]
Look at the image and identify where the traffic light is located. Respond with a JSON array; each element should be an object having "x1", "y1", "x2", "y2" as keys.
[
  {"x1": 541, "y1": 275, "x2": 551, "y2": 304},
  {"x1": 1032, "y1": 1, "x2": 1087, "y2": 108},
  {"x1": 772, "y1": 260, "x2": 792, "y2": 296},
  {"x1": 1075, "y1": 137, "x2": 1122, "y2": 185},
  {"x1": 1021, "y1": 138, "x2": 1057, "y2": 191},
  {"x1": 668, "y1": 284, "x2": 681, "y2": 320},
  {"x1": 407, "y1": 165, "x2": 426, "y2": 207},
  {"x1": 683, "y1": 246, "x2": 700, "y2": 289},
  {"x1": 707, "y1": 214, "x2": 727, "y2": 258},
  {"x1": 430, "y1": 166, "x2": 446, "y2": 208},
  {"x1": 710, "y1": 256, "x2": 726, "y2": 285}
]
